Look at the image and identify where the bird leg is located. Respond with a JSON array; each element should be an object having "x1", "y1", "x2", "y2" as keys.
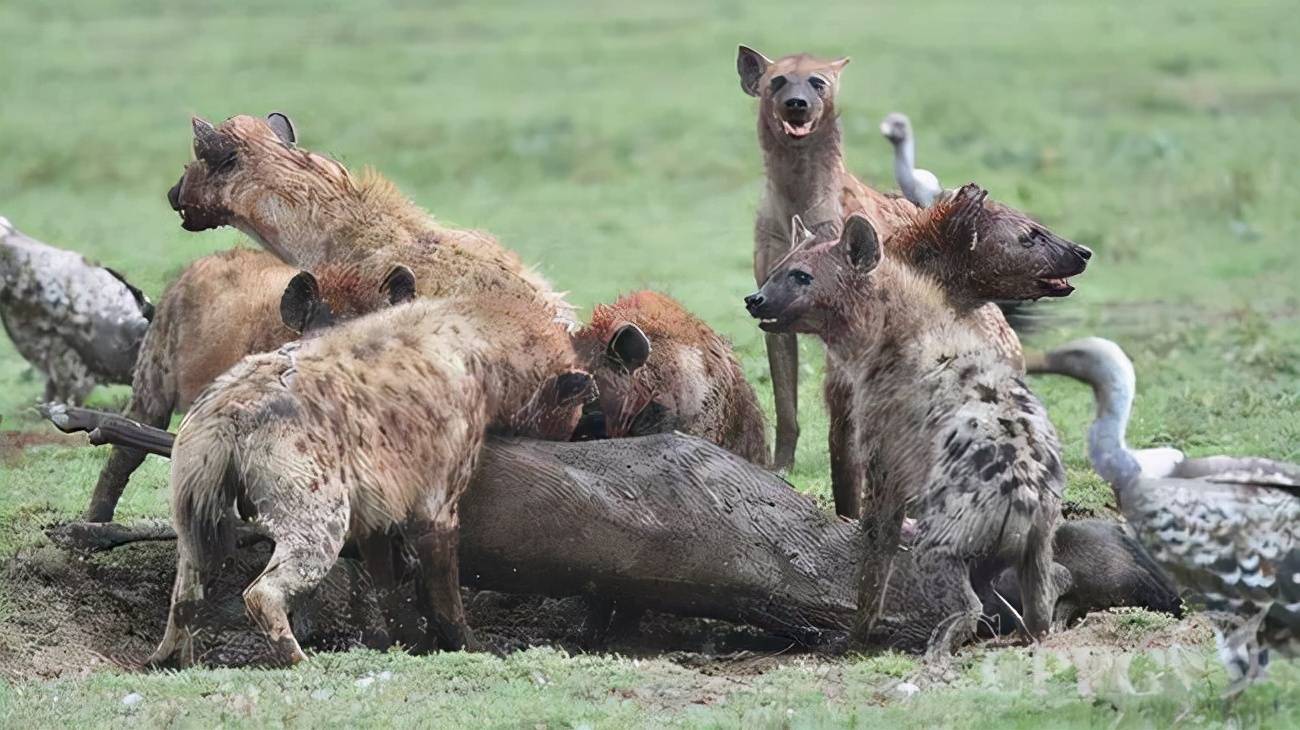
[{"x1": 1211, "y1": 604, "x2": 1271, "y2": 698}]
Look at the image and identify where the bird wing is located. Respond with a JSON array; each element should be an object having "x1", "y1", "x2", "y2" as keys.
[
  {"x1": 1173, "y1": 456, "x2": 1300, "y2": 489},
  {"x1": 1126, "y1": 477, "x2": 1300, "y2": 624}
]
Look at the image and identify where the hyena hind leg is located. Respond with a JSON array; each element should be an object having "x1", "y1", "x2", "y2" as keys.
[
  {"x1": 242, "y1": 484, "x2": 349, "y2": 666},
  {"x1": 411, "y1": 505, "x2": 481, "y2": 653},
  {"x1": 1015, "y1": 520, "x2": 1059, "y2": 640},
  {"x1": 355, "y1": 529, "x2": 423, "y2": 650},
  {"x1": 145, "y1": 552, "x2": 203, "y2": 669}
]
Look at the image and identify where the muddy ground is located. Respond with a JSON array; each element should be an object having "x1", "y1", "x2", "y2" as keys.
[
  {"x1": 0, "y1": 528, "x2": 1210, "y2": 685},
  {"x1": 0, "y1": 534, "x2": 814, "y2": 682}
]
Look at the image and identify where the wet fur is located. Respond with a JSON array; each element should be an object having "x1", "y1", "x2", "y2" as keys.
[
  {"x1": 173, "y1": 114, "x2": 574, "y2": 326},
  {"x1": 748, "y1": 216, "x2": 1064, "y2": 653},
  {"x1": 83, "y1": 250, "x2": 406, "y2": 521},
  {"x1": 148, "y1": 291, "x2": 580, "y2": 667},
  {"x1": 574, "y1": 290, "x2": 768, "y2": 465}
]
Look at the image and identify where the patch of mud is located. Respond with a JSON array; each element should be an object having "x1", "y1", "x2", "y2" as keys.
[
  {"x1": 0, "y1": 537, "x2": 823, "y2": 682},
  {"x1": 0, "y1": 430, "x2": 85, "y2": 465},
  {"x1": 0, "y1": 528, "x2": 1209, "y2": 684}
]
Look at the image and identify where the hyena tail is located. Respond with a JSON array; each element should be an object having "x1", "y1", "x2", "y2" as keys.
[{"x1": 169, "y1": 413, "x2": 240, "y2": 576}]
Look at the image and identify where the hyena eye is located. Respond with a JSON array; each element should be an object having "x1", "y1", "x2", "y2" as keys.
[
  {"x1": 808, "y1": 76, "x2": 828, "y2": 94},
  {"x1": 788, "y1": 270, "x2": 813, "y2": 286},
  {"x1": 1019, "y1": 230, "x2": 1037, "y2": 248},
  {"x1": 769, "y1": 76, "x2": 787, "y2": 92},
  {"x1": 213, "y1": 152, "x2": 238, "y2": 173}
]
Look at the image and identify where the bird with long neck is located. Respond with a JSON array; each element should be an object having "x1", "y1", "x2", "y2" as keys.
[
  {"x1": 1035, "y1": 336, "x2": 1300, "y2": 695},
  {"x1": 880, "y1": 112, "x2": 942, "y2": 208}
]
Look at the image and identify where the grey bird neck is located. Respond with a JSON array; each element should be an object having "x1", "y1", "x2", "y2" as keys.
[
  {"x1": 1078, "y1": 349, "x2": 1143, "y2": 498},
  {"x1": 891, "y1": 134, "x2": 919, "y2": 203}
]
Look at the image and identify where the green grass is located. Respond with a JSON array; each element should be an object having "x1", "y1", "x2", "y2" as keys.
[{"x1": 2, "y1": 0, "x2": 1299, "y2": 725}]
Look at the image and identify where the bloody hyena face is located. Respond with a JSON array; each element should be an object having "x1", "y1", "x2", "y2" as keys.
[
  {"x1": 737, "y1": 46, "x2": 849, "y2": 143},
  {"x1": 166, "y1": 113, "x2": 299, "y2": 232},
  {"x1": 279, "y1": 263, "x2": 417, "y2": 337},
  {"x1": 512, "y1": 370, "x2": 600, "y2": 441},
  {"x1": 745, "y1": 214, "x2": 882, "y2": 337},
  {"x1": 908, "y1": 183, "x2": 1092, "y2": 303},
  {"x1": 570, "y1": 321, "x2": 654, "y2": 440}
]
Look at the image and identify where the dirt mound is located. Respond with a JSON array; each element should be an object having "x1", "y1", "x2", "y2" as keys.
[{"x1": 0, "y1": 537, "x2": 808, "y2": 682}]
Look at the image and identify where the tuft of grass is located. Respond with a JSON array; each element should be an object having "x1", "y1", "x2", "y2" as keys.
[{"x1": 1104, "y1": 608, "x2": 1182, "y2": 643}]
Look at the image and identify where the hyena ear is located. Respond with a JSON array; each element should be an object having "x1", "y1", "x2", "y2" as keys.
[
  {"x1": 828, "y1": 56, "x2": 850, "y2": 74},
  {"x1": 382, "y1": 265, "x2": 417, "y2": 305},
  {"x1": 943, "y1": 182, "x2": 989, "y2": 242},
  {"x1": 790, "y1": 215, "x2": 815, "y2": 248},
  {"x1": 266, "y1": 112, "x2": 297, "y2": 146},
  {"x1": 607, "y1": 322, "x2": 651, "y2": 371},
  {"x1": 280, "y1": 271, "x2": 321, "y2": 333},
  {"x1": 737, "y1": 45, "x2": 773, "y2": 97},
  {"x1": 553, "y1": 370, "x2": 599, "y2": 405},
  {"x1": 841, "y1": 214, "x2": 882, "y2": 271},
  {"x1": 191, "y1": 116, "x2": 226, "y2": 161}
]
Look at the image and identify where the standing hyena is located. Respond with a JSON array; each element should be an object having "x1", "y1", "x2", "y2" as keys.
[
  {"x1": 814, "y1": 184, "x2": 1090, "y2": 517},
  {"x1": 736, "y1": 46, "x2": 1032, "y2": 486},
  {"x1": 745, "y1": 212, "x2": 1064, "y2": 653},
  {"x1": 571, "y1": 290, "x2": 768, "y2": 465},
  {"x1": 147, "y1": 285, "x2": 583, "y2": 668},
  {"x1": 89, "y1": 113, "x2": 583, "y2": 522},
  {"x1": 738, "y1": 46, "x2": 852, "y2": 472},
  {"x1": 167, "y1": 112, "x2": 575, "y2": 326},
  {"x1": 83, "y1": 249, "x2": 418, "y2": 521}
]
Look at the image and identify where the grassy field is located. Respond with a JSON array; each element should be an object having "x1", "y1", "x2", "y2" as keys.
[{"x1": 2, "y1": 0, "x2": 1298, "y2": 725}]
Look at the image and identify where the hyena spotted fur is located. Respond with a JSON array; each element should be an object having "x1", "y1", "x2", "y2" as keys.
[
  {"x1": 168, "y1": 113, "x2": 575, "y2": 326},
  {"x1": 746, "y1": 211, "x2": 1064, "y2": 653},
  {"x1": 809, "y1": 184, "x2": 1090, "y2": 517},
  {"x1": 146, "y1": 276, "x2": 586, "y2": 668},
  {"x1": 571, "y1": 290, "x2": 768, "y2": 465},
  {"x1": 83, "y1": 251, "x2": 418, "y2": 521}
]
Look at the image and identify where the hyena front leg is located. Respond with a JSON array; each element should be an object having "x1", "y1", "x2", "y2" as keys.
[
  {"x1": 825, "y1": 376, "x2": 860, "y2": 518},
  {"x1": 145, "y1": 550, "x2": 203, "y2": 669},
  {"x1": 755, "y1": 231, "x2": 800, "y2": 471},
  {"x1": 242, "y1": 479, "x2": 349, "y2": 666},
  {"x1": 85, "y1": 341, "x2": 176, "y2": 522},
  {"x1": 411, "y1": 502, "x2": 480, "y2": 653}
]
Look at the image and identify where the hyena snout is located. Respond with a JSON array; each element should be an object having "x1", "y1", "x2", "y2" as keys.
[
  {"x1": 743, "y1": 291, "x2": 765, "y2": 315},
  {"x1": 167, "y1": 178, "x2": 182, "y2": 212}
]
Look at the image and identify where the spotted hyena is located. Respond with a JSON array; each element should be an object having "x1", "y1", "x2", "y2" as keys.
[{"x1": 745, "y1": 210, "x2": 1064, "y2": 653}]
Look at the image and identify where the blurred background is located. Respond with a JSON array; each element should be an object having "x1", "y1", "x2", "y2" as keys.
[{"x1": 2, "y1": 0, "x2": 1297, "y2": 511}]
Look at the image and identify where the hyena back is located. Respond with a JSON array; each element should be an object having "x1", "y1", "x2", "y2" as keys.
[
  {"x1": 169, "y1": 113, "x2": 575, "y2": 327},
  {"x1": 83, "y1": 250, "x2": 413, "y2": 522}
]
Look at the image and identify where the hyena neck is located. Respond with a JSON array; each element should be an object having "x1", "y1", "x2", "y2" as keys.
[
  {"x1": 827, "y1": 260, "x2": 968, "y2": 375},
  {"x1": 894, "y1": 241, "x2": 987, "y2": 314},
  {"x1": 239, "y1": 170, "x2": 434, "y2": 268},
  {"x1": 467, "y1": 301, "x2": 574, "y2": 427},
  {"x1": 759, "y1": 114, "x2": 846, "y2": 226}
]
